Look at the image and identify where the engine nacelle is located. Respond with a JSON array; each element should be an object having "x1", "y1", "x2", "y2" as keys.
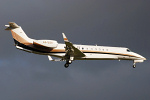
[{"x1": 33, "y1": 40, "x2": 58, "y2": 48}]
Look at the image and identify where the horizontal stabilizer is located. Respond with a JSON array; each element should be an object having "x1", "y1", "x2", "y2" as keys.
[{"x1": 5, "y1": 22, "x2": 19, "y2": 30}]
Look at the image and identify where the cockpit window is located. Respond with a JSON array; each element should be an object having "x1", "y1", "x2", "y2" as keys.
[{"x1": 127, "y1": 49, "x2": 131, "y2": 52}]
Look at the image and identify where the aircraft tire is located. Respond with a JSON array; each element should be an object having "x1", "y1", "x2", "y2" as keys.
[
  {"x1": 64, "y1": 63, "x2": 69, "y2": 68},
  {"x1": 133, "y1": 64, "x2": 136, "y2": 68}
]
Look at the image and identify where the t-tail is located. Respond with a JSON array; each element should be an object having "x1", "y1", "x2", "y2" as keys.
[
  {"x1": 5, "y1": 22, "x2": 58, "y2": 54},
  {"x1": 5, "y1": 22, "x2": 33, "y2": 45}
]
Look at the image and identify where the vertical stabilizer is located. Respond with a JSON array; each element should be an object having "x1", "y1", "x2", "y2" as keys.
[{"x1": 5, "y1": 22, "x2": 32, "y2": 44}]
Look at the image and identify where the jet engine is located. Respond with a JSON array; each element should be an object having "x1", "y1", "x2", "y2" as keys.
[{"x1": 33, "y1": 40, "x2": 58, "y2": 48}]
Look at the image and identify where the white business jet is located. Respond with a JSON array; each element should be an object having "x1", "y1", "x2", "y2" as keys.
[{"x1": 5, "y1": 22, "x2": 146, "y2": 68}]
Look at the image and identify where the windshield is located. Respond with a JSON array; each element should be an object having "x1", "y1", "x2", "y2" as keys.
[{"x1": 127, "y1": 49, "x2": 131, "y2": 52}]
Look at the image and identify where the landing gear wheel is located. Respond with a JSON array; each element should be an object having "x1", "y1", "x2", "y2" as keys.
[
  {"x1": 64, "y1": 63, "x2": 69, "y2": 68},
  {"x1": 133, "y1": 64, "x2": 136, "y2": 68}
]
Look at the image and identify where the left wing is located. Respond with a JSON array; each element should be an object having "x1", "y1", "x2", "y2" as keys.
[{"x1": 62, "y1": 33, "x2": 85, "y2": 58}]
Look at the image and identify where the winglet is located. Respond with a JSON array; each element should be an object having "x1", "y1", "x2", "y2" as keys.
[
  {"x1": 48, "y1": 55, "x2": 54, "y2": 61},
  {"x1": 62, "y1": 33, "x2": 69, "y2": 42}
]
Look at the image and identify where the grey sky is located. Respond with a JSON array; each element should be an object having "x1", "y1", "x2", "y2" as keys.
[{"x1": 0, "y1": 0, "x2": 150, "y2": 100}]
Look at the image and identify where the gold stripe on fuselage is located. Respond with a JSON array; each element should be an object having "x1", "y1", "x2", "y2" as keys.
[{"x1": 50, "y1": 49, "x2": 142, "y2": 59}]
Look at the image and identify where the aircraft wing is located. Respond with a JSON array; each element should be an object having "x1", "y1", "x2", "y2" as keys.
[{"x1": 62, "y1": 33, "x2": 85, "y2": 57}]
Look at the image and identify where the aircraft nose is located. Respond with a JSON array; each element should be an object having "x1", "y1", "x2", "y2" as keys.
[
  {"x1": 138, "y1": 55, "x2": 146, "y2": 60},
  {"x1": 143, "y1": 57, "x2": 146, "y2": 60},
  {"x1": 133, "y1": 52, "x2": 146, "y2": 60}
]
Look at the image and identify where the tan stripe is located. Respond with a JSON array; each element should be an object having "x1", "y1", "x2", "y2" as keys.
[
  {"x1": 81, "y1": 50, "x2": 141, "y2": 58},
  {"x1": 50, "y1": 49, "x2": 143, "y2": 59},
  {"x1": 51, "y1": 49, "x2": 65, "y2": 52}
]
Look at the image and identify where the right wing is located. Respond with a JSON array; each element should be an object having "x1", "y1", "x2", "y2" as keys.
[{"x1": 62, "y1": 33, "x2": 85, "y2": 57}]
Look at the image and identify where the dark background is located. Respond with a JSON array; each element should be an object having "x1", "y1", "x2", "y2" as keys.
[{"x1": 0, "y1": 0, "x2": 150, "y2": 100}]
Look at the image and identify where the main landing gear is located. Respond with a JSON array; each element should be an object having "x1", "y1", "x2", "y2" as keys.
[
  {"x1": 64, "y1": 60, "x2": 72, "y2": 68},
  {"x1": 64, "y1": 63, "x2": 69, "y2": 68}
]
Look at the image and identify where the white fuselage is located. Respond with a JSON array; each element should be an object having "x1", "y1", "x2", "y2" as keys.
[{"x1": 47, "y1": 43, "x2": 145, "y2": 61}]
